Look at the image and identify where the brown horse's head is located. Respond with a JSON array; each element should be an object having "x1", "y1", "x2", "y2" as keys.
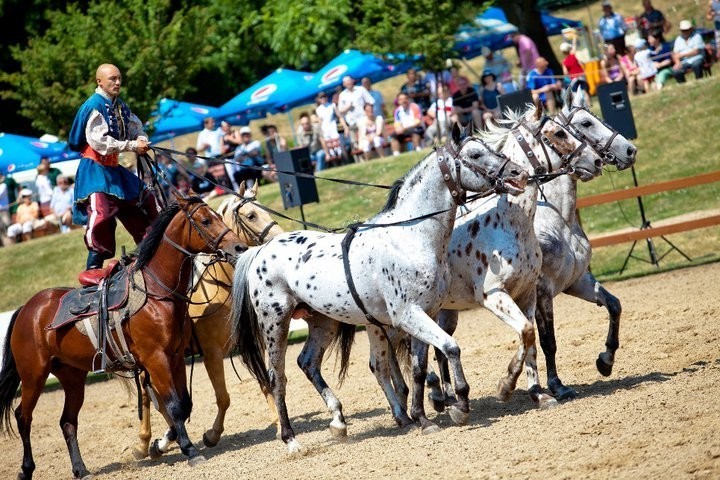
[{"x1": 217, "y1": 186, "x2": 284, "y2": 246}]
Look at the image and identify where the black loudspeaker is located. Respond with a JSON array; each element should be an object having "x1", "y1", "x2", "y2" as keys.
[
  {"x1": 596, "y1": 82, "x2": 637, "y2": 140},
  {"x1": 274, "y1": 147, "x2": 319, "y2": 209},
  {"x1": 497, "y1": 89, "x2": 533, "y2": 118}
]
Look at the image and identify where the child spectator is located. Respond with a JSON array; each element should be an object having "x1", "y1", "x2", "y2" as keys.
[
  {"x1": 559, "y1": 41, "x2": 590, "y2": 105},
  {"x1": 633, "y1": 38, "x2": 658, "y2": 93},
  {"x1": 601, "y1": 43, "x2": 625, "y2": 83},
  {"x1": 479, "y1": 71, "x2": 504, "y2": 126},
  {"x1": 647, "y1": 33, "x2": 674, "y2": 90}
]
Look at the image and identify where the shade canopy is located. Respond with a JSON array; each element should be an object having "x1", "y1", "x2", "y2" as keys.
[
  {"x1": 148, "y1": 98, "x2": 226, "y2": 143},
  {"x1": 0, "y1": 133, "x2": 78, "y2": 175}
]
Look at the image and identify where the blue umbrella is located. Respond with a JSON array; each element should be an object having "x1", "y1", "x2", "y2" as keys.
[
  {"x1": 216, "y1": 68, "x2": 315, "y2": 120},
  {"x1": 0, "y1": 133, "x2": 78, "y2": 175},
  {"x1": 148, "y1": 98, "x2": 225, "y2": 143}
]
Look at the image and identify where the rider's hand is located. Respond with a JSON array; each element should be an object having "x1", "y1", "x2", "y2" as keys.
[{"x1": 136, "y1": 138, "x2": 151, "y2": 155}]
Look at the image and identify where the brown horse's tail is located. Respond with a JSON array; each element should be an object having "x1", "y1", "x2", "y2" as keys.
[
  {"x1": 230, "y1": 249, "x2": 271, "y2": 392},
  {"x1": 330, "y1": 323, "x2": 356, "y2": 386},
  {"x1": 0, "y1": 308, "x2": 22, "y2": 435}
]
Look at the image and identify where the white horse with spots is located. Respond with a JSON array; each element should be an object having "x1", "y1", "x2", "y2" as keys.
[
  {"x1": 229, "y1": 124, "x2": 529, "y2": 452},
  {"x1": 534, "y1": 89, "x2": 637, "y2": 400},
  {"x1": 294, "y1": 103, "x2": 605, "y2": 433}
]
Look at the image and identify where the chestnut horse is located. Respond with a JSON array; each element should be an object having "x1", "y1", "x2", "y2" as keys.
[
  {"x1": 134, "y1": 184, "x2": 284, "y2": 459},
  {"x1": 0, "y1": 196, "x2": 256, "y2": 479}
]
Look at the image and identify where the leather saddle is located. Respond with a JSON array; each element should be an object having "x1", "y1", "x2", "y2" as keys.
[{"x1": 49, "y1": 262, "x2": 134, "y2": 330}]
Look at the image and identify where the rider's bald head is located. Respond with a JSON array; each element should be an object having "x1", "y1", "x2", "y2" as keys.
[{"x1": 95, "y1": 64, "x2": 122, "y2": 98}]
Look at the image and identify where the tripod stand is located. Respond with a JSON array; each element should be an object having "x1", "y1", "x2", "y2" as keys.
[{"x1": 618, "y1": 166, "x2": 692, "y2": 274}]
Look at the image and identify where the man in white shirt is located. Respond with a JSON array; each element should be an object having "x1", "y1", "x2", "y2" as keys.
[
  {"x1": 337, "y1": 76, "x2": 375, "y2": 149},
  {"x1": 48, "y1": 175, "x2": 75, "y2": 233},
  {"x1": 196, "y1": 117, "x2": 224, "y2": 157},
  {"x1": 424, "y1": 84, "x2": 454, "y2": 144},
  {"x1": 672, "y1": 20, "x2": 706, "y2": 82}
]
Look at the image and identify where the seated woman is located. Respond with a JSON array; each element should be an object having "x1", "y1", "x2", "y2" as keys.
[
  {"x1": 7, "y1": 189, "x2": 46, "y2": 242},
  {"x1": 620, "y1": 45, "x2": 641, "y2": 95},
  {"x1": 357, "y1": 104, "x2": 385, "y2": 161},
  {"x1": 601, "y1": 43, "x2": 625, "y2": 84},
  {"x1": 479, "y1": 71, "x2": 505, "y2": 126}
]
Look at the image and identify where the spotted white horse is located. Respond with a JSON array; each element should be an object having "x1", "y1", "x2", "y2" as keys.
[
  {"x1": 293, "y1": 103, "x2": 604, "y2": 433},
  {"x1": 229, "y1": 124, "x2": 529, "y2": 452}
]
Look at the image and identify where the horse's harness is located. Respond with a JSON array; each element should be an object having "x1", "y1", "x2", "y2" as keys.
[
  {"x1": 232, "y1": 195, "x2": 278, "y2": 245},
  {"x1": 437, "y1": 136, "x2": 513, "y2": 206},
  {"x1": 555, "y1": 106, "x2": 620, "y2": 164},
  {"x1": 512, "y1": 115, "x2": 589, "y2": 180}
]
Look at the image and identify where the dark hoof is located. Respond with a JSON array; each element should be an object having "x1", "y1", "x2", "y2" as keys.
[
  {"x1": 203, "y1": 431, "x2": 219, "y2": 448},
  {"x1": 428, "y1": 392, "x2": 446, "y2": 413},
  {"x1": 188, "y1": 455, "x2": 207, "y2": 467},
  {"x1": 554, "y1": 385, "x2": 578, "y2": 401},
  {"x1": 394, "y1": 413, "x2": 414, "y2": 428},
  {"x1": 148, "y1": 440, "x2": 164, "y2": 459},
  {"x1": 596, "y1": 356, "x2": 613, "y2": 377},
  {"x1": 448, "y1": 405, "x2": 469, "y2": 426}
]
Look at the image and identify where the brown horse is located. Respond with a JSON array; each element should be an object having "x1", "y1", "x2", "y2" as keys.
[
  {"x1": 134, "y1": 184, "x2": 284, "y2": 459},
  {"x1": 0, "y1": 196, "x2": 262, "y2": 479}
]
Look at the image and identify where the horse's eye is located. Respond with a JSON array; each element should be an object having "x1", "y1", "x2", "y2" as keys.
[
  {"x1": 201, "y1": 217, "x2": 211, "y2": 226},
  {"x1": 470, "y1": 151, "x2": 483, "y2": 159},
  {"x1": 247, "y1": 213, "x2": 256, "y2": 220},
  {"x1": 581, "y1": 120, "x2": 592, "y2": 128},
  {"x1": 555, "y1": 130, "x2": 567, "y2": 139}
]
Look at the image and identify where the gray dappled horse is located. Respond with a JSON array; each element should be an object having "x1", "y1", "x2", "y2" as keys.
[{"x1": 229, "y1": 124, "x2": 529, "y2": 452}]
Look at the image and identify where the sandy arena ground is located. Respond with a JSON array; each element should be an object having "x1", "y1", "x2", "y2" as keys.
[{"x1": 1, "y1": 262, "x2": 719, "y2": 479}]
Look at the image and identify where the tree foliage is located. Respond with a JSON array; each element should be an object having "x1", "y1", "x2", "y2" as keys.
[{"x1": 2, "y1": 0, "x2": 212, "y2": 136}]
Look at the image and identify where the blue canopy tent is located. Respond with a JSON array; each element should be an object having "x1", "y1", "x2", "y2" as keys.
[
  {"x1": 266, "y1": 50, "x2": 416, "y2": 113},
  {"x1": 454, "y1": 7, "x2": 583, "y2": 58},
  {"x1": 215, "y1": 68, "x2": 315, "y2": 121},
  {"x1": 0, "y1": 133, "x2": 78, "y2": 176},
  {"x1": 148, "y1": 99, "x2": 224, "y2": 143}
]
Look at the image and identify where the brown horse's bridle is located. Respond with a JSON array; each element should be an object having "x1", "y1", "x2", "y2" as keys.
[
  {"x1": 512, "y1": 115, "x2": 589, "y2": 177},
  {"x1": 437, "y1": 136, "x2": 512, "y2": 205}
]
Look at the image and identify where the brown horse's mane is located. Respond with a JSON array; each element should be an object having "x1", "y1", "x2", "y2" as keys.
[{"x1": 134, "y1": 197, "x2": 204, "y2": 270}]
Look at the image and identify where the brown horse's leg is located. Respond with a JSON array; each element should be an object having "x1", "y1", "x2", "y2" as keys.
[
  {"x1": 200, "y1": 341, "x2": 230, "y2": 448},
  {"x1": 53, "y1": 364, "x2": 91, "y2": 479},
  {"x1": 133, "y1": 372, "x2": 152, "y2": 460},
  {"x1": 144, "y1": 353, "x2": 204, "y2": 465},
  {"x1": 15, "y1": 373, "x2": 49, "y2": 480}
]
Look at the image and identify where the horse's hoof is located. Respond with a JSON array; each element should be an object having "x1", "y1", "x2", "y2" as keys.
[
  {"x1": 538, "y1": 395, "x2": 560, "y2": 410},
  {"x1": 554, "y1": 385, "x2": 578, "y2": 401},
  {"x1": 421, "y1": 423, "x2": 441, "y2": 435},
  {"x1": 131, "y1": 447, "x2": 148, "y2": 461},
  {"x1": 496, "y1": 379, "x2": 514, "y2": 402},
  {"x1": 596, "y1": 355, "x2": 613, "y2": 377},
  {"x1": 329, "y1": 423, "x2": 348, "y2": 438},
  {"x1": 148, "y1": 440, "x2": 164, "y2": 459},
  {"x1": 188, "y1": 455, "x2": 207, "y2": 467},
  {"x1": 428, "y1": 393, "x2": 446, "y2": 413},
  {"x1": 395, "y1": 413, "x2": 414, "y2": 428},
  {"x1": 203, "y1": 431, "x2": 219, "y2": 448},
  {"x1": 448, "y1": 405, "x2": 469, "y2": 426},
  {"x1": 79, "y1": 474, "x2": 95, "y2": 480},
  {"x1": 287, "y1": 438, "x2": 303, "y2": 455}
]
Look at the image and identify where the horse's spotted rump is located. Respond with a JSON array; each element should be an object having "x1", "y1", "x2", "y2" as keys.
[{"x1": 469, "y1": 220, "x2": 480, "y2": 238}]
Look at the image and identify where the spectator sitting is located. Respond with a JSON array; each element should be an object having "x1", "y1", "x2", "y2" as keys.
[
  {"x1": 633, "y1": 38, "x2": 658, "y2": 93},
  {"x1": 620, "y1": 45, "x2": 640, "y2": 95},
  {"x1": 0, "y1": 171, "x2": 11, "y2": 246},
  {"x1": 637, "y1": 0, "x2": 671, "y2": 43},
  {"x1": 599, "y1": 0, "x2": 628, "y2": 56},
  {"x1": 452, "y1": 76, "x2": 484, "y2": 130},
  {"x1": 709, "y1": 0, "x2": 720, "y2": 59},
  {"x1": 648, "y1": 33, "x2": 674, "y2": 90},
  {"x1": 189, "y1": 159, "x2": 217, "y2": 199},
  {"x1": 391, "y1": 92, "x2": 424, "y2": 156},
  {"x1": 315, "y1": 91, "x2": 347, "y2": 167},
  {"x1": 220, "y1": 120, "x2": 241, "y2": 157},
  {"x1": 7, "y1": 189, "x2": 45, "y2": 243},
  {"x1": 40, "y1": 157, "x2": 62, "y2": 186},
  {"x1": 357, "y1": 104, "x2": 386, "y2": 161},
  {"x1": 260, "y1": 124, "x2": 286, "y2": 166},
  {"x1": 46, "y1": 175, "x2": 74, "y2": 233},
  {"x1": 399, "y1": 68, "x2": 432, "y2": 113},
  {"x1": 34, "y1": 162, "x2": 54, "y2": 212},
  {"x1": 526, "y1": 57, "x2": 562, "y2": 113},
  {"x1": 361, "y1": 77, "x2": 387, "y2": 120},
  {"x1": 338, "y1": 76, "x2": 375, "y2": 151},
  {"x1": 671, "y1": 20, "x2": 706, "y2": 83},
  {"x1": 559, "y1": 41, "x2": 591, "y2": 106},
  {"x1": 601, "y1": 43, "x2": 626, "y2": 83},
  {"x1": 424, "y1": 83, "x2": 455, "y2": 144},
  {"x1": 479, "y1": 71, "x2": 505, "y2": 126},
  {"x1": 510, "y1": 32, "x2": 540, "y2": 89},
  {"x1": 231, "y1": 126, "x2": 266, "y2": 190},
  {"x1": 196, "y1": 117, "x2": 224, "y2": 158},
  {"x1": 482, "y1": 47, "x2": 516, "y2": 93},
  {"x1": 296, "y1": 111, "x2": 327, "y2": 171},
  {"x1": 446, "y1": 66, "x2": 468, "y2": 95}
]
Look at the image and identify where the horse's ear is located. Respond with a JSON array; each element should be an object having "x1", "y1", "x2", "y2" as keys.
[
  {"x1": 172, "y1": 190, "x2": 188, "y2": 204},
  {"x1": 450, "y1": 121, "x2": 462, "y2": 146},
  {"x1": 238, "y1": 182, "x2": 247, "y2": 198},
  {"x1": 250, "y1": 180, "x2": 259, "y2": 198},
  {"x1": 216, "y1": 197, "x2": 229, "y2": 217},
  {"x1": 563, "y1": 86, "x2": 573, "y2": 111},
  {"x1": 533, "y1": 98, "x2": 544, "y2": 120}
]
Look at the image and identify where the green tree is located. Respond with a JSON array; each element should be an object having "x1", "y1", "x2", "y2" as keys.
[{"x1": 2, "y1": 0, "x2": 212, "y2": 137}]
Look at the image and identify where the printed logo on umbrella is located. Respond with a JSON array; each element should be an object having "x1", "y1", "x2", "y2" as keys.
[
  {"x1": 191, "y1": 107, "x2": 211, "y2": 115},
  {"x1": 320, "y1": 65, "x2": 348, "y2": 87},
  {"x1": 248, "y1": 84, "x2": 278, "y2": 105}
]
